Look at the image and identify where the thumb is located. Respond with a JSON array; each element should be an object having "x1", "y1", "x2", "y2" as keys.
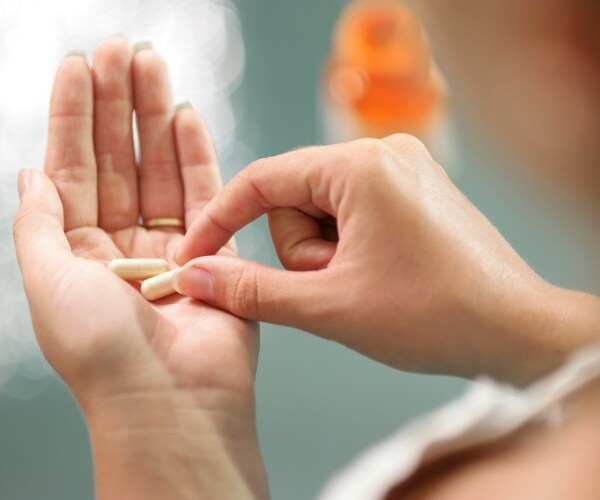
[
  {"x1": 13, "y1": 169, "x2": 71, "y2": 290},
  {"x1": 172, "y1": 255, "x2": 335, "y2": 330}
]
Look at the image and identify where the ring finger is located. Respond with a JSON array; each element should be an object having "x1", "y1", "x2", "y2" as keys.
[{"x1": 132, "y1": 43, "x2": 184, "y2": 227}]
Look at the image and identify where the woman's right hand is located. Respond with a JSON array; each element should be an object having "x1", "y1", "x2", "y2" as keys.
[{"x1": 176, "y1": 135, "x2": 600, "y2": 384}]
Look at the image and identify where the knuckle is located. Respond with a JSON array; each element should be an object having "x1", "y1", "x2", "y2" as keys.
[
  {"x1": 384, "y1": 133, "x2": 432, "y2": 159},
  {"x1": 238, "y1": 159, "x2": 268, "y2": 196},
  {"x1": 242, "y1": 160, "x2": 259, "y2": 179},
  {"x1": 353, "y1": 137, "x2": 389, "y2": 175},
  {"x1": 351, "y1": 137, "x2": 396, "y2": 178},
  {"x1": 353, "y1": 137, "x2": 387, "y2": 159},
  {"x1": 229, "y1": 265, "x2": 260, "y2": 319},
  {"x1": 243, "y1": 157, "x2": 269, "y2": 180}
]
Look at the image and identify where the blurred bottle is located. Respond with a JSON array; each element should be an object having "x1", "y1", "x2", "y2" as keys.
[{"x1": 321, "y1": 0, "x2": 455, "y2": 169}]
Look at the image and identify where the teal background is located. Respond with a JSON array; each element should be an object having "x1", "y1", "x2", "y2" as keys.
[{"x1": 1, "y1": 1, "x2": 598, "y2": 499}]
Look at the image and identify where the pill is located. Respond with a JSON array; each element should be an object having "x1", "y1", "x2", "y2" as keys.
[
  {"x1": 141, "y1": 269, "x2": 179, "y2": 301},
  {"x1": 108, "y1": 258, "x2": 169, "y2": 280}
]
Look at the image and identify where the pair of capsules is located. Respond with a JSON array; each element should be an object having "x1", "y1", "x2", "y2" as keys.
[{"x1": 108, "y1": 258, "x2": 178, "y2": 301}]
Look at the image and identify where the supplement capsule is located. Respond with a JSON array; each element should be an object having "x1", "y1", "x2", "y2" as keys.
[
  {"x1": 108, "y1": 258, "x2": 169, "y2": 280},
  {"x1": 141, "y1": 269, "x2": 179, "y2": 301}
]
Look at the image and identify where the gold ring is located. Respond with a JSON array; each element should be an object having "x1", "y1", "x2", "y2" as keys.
[{"x1": 143, "y1": 217, "x2": 185, "y2": 229}]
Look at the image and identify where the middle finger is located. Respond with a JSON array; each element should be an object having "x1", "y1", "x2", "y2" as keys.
[{"x1": 93, "y1": 36, "x2": 138, "y2": 231}]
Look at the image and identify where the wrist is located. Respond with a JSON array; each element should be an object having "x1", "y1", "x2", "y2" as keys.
[
  {"x1": 80, "y1": 384, "x2": 268, "y2": 500},
  {"x1": 461, "y1": 276, "x2": 600, "y2": 385},
  {"x1": 539, "y1": 284, "x2": 600, "y2": 367}
]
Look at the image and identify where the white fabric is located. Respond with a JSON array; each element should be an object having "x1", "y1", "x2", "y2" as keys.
[{"x1": 317, "y1": 343, "x2": 600, "y2": 500}]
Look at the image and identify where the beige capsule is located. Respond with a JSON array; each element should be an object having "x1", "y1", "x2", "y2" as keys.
[
  {"x1": 108, "y1": 258, "x2": 170, "y2": 280},
  {"x1": 141, "y1": 269, "x2": 180, "y2": 301}
]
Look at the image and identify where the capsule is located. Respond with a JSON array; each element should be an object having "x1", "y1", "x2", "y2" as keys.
[
  {"x1": 108, "y1": 258, "x2": 170, "y2": 280},
  {"x1": 141, "y1": 269, "x2": 179, "y2": 301}
]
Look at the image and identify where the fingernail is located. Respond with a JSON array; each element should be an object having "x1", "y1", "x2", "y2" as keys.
[
  {"x1": 133, "y1": 41, "x2": 153, "y2": 54},
  {"x1": 17, "y1": 169, "x2": 32, "y2": 199},
  {"x1": 174, "y1": 101, "x2": 194, "y2": 113},
  {"x1": 65, "y1": 50, "x2": 87, "y2": 60},
  {"x1": 172, "y1": 266, "x2": 213, "y2": 302}
]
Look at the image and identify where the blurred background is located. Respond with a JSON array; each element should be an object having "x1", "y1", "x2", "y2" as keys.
[{"x1": 0, "y1": 1, "x2": 599, "y2": 499}]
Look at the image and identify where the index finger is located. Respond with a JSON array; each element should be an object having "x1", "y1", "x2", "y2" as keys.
[{"x1": 175, "y1": 143, "x2": 344, "y2": 265}]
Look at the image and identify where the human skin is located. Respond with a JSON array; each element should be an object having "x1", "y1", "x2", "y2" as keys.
[
  {"x1": 12, "y1": 7, "x2": 600, "y2": 500},
  {"x1": 416, "y1": 0, "x2": 600, "y2": 203},
  {"x1": 172, "y1": 3, "x2": 600, "y2": 498},
  {"x1": 175, "y1": 135, "x2": 600, "y2": 385},
  {"x1": 13, "y1": 37, "x2": 268, "y2": 499},
  {"x1": 390, "y1": 382, "x2": 600, "y2": 500}
]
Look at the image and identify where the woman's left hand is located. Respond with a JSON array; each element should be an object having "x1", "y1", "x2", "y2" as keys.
[{"x1": 13, "y1": 37, "x2": 267, "y2": 500}]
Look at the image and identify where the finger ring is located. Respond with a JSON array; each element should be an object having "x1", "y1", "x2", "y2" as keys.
[{"x1": 143, "y1": 217, "x2": 185, "y2": 229}]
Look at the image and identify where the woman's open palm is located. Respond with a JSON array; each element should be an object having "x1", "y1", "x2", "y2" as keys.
[{"x1": 13, "y1": 37, "x2": 258, "y2": 420}]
